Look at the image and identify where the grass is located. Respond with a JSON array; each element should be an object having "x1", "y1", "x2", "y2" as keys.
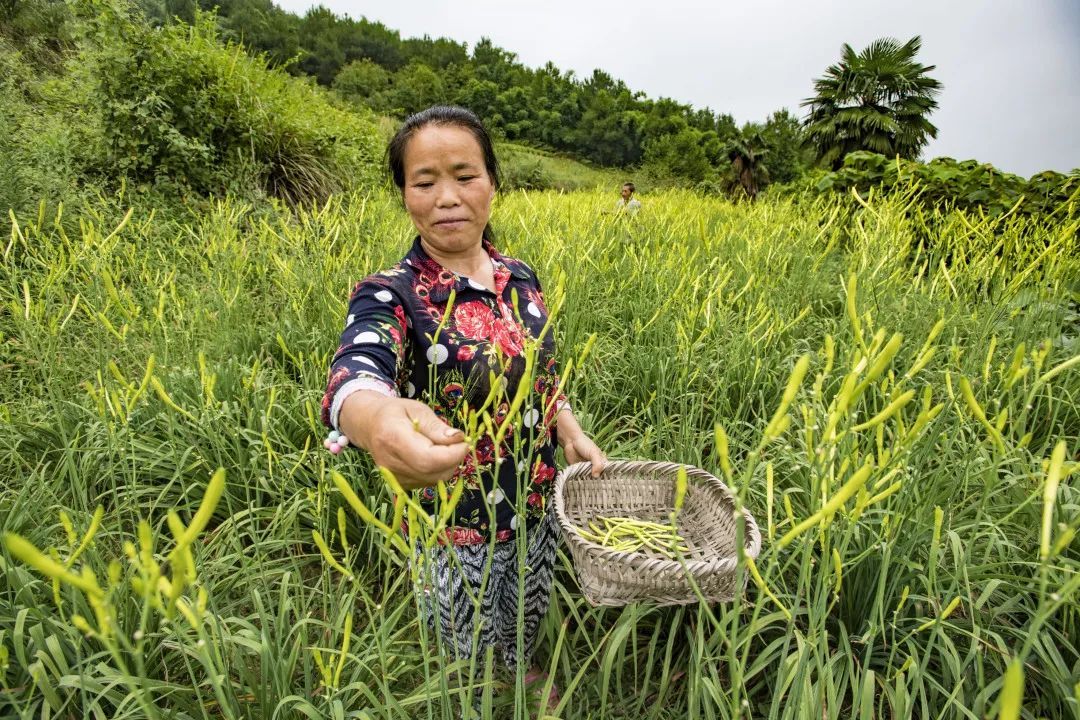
[
  {"x1": 1, "y1": 187, "x2": 1078, "y2": 719},
  {"x1": 496, "y1": 142, "x2": 629, "y2": 192}
]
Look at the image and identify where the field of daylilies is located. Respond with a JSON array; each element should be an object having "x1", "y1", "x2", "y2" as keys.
[{"x1": 1, "y1": 187, "x2": 1078, "y2": 719}]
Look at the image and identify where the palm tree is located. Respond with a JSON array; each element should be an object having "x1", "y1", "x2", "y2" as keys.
[
  {"x1": 723, "y1": 132, "x2": 770, "y2": 201},
  {"x1": 802, "y1": 37, "x2": 942, "y2": 169}
]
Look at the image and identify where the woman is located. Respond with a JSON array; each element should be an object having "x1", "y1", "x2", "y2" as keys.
[{"x1": 320, "y1": 105, "x2": 605, "y2": 709}]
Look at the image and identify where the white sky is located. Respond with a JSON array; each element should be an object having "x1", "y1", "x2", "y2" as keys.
[{"x1": 275, "y1": 0, "x2": 1080, "y2": 178}]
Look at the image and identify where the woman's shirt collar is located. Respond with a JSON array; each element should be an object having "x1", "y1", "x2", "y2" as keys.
[{"x1": 403, "y1": 235, "x2": 531, "y2": 303}]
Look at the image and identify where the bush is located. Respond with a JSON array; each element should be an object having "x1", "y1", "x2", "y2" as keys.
[
  {"x1": 809, "y1": 151, "x2": 1079, "y2": 220},
  {"x1": 498, "y1": 149, "x2": 552, "y2": 190},
  {"x1": 73, "y1": 6, "x2": 382, "y2": 205},
  {"x1": 641, "y1": 128, "x2": 710, "y2": 184}
]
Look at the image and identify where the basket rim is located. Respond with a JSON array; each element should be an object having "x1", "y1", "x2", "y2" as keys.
[{"x1": 553, "y1": 459, "x2": 762, "y2": 575}]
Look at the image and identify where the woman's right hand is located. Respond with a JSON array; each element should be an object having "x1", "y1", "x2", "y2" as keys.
[{"x1": 337, "y1": 391, "x2": 468, "y2": 490}]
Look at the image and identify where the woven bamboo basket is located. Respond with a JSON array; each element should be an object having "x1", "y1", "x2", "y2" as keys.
[{"x1": 553, "y1": 460, "x2": 761, "y2": 607}]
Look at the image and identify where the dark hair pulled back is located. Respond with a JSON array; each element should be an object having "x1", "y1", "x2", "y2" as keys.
[{"x1": 387, "y1": 105, "x2": 501, "y2": 190}]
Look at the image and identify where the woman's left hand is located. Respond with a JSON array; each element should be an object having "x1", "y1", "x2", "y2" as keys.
[
  {"x1": 561, "y1": 432, "x2": 607, "y2": 478},
  {"x1": 555, "y1": 407, "x2": 607, "y2": 477}
]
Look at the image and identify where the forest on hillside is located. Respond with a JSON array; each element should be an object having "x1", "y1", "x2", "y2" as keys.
[{"x1": 2, "y1": 0, "x2": 1076, "y2": 217}]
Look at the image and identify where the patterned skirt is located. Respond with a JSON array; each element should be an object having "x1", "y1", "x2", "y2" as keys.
[{"x1": 413, "y1": 510, "x2": 559, "y2": 675}]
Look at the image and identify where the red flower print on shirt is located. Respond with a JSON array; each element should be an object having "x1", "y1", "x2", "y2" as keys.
[
  {"x1": 532, "y1": 460, "x2": 556, "y2": 485},
  {"x1": 440, "y1": 527, "x2": 484, "y2": 546},
  {"x1": 324, "y1": 237, "x2": 564, "y2": 547},
  {"x1": 492, "y1": 317, "x2": 524, "y2": 357},
  {"x1": 526, "y1": 287, "x2": 547, "y2": 313},
  {"x1": 454, "y1": 301, "x2": 495, "y2": 340}
]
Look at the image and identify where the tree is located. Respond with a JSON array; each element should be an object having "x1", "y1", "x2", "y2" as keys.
[
  {"x1": 758, "y1": 109, "x2": 809, "y2": 184},
  {"x1": 164, "y1": 0, "x2": 196, "y2": 24},
  {"x1": 455, "y1": 77, "x2": 500, "y2": 122},
  {"x1": 802, "y1": 36, "x2": 942, "y2": 169},
  {"x1": 472, "y1": 37, "x2": 517, "y2": 87},
  {"x1": 494, "y1": 86, "x2": 535, "y2": 140},
  {"x1": 333, "y1": 59, "x2": 390, "y2": 109},
  {"x1": 296, "y1": 6, "x2": 344, "y2": 85},
  {"x1": 208, "y1": 0, "x2": 300, "y2": 68},
  {"x1": 385, "y1": 61, "x2": 446, "y2": 116},
  {"x1": 723, "y1": 131, "x2": 770, "y2": 201},
  {"x1": 403, "y1": 34, "x2": 467, "y2": 69},
  {"x1": 349, "y1": 18, "x2": 403, "y2": 69},
  {"x1": 643, "y1": 127, "x2": 710, "y2": 184}
]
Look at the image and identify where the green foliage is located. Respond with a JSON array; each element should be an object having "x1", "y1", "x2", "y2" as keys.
[
  {"x1": 402, "y1": 33, "x2": 467, "y2": 69},
  {"x1": 205, "y1": 0, "x2": 300, "y2": 66},
  {"x1": 0, "y1": 38, "x2": 88, "y2": 218},
  {"x1": 382, "y1": 59, "x2": 447, "y2": 117},
  {"x1": 757, "y1": 109, "x2": 810, "y2": 185},
  {"x1": 642, "y1": 127, "x2": 711, "y2": 184},
  {"x1": 2, "y1": 189, "x2": 1079, "y2": 717},
  {"x1": 803, "y1": 36, "x2": 942, "y2": 169},
  {"x1": 294, "y1": 6, "x2": 344, "y2": 84},
  {"x1": 333, "y1": 57, "x2": 390, "y2": 108},
  {"x1": 0, "y1": 0, "x2": 73, "y2": 68},
  {"x1": 497, "y1": 142, "x2": 625, "y2": 192},
  {"x1": 0, "y1": 0, "x2": 383, "y2": 216},
  {"x1": 72, "y1": 5, "x2": 381, "y2": 205},
  {"x1": 498, "y1": 149, "x2": 552, "y2": 191},
  {"x1": 696, "y1": 115, "x2": 810, "y2": 201},
  {"x1": 182, "y1": 0, "x2": 798, "y2": 188},
  {"x1": 0, "y1": 44, "x2": 38, "y2": 214},
  {"x1": 718, "y1": 130, "x2": 770, "y2": 201},
  {"x1": 813, "y1": 151, "x2": 1080, "y2": 220}
]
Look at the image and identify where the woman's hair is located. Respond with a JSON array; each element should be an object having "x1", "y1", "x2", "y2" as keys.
[{"x1": 387, "y1": 105, "x2": 501, "y2": 192}]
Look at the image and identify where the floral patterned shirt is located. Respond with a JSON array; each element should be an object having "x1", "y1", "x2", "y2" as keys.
[{"x1": 321, "y1": 236, "x2": 566, "y2": 546}]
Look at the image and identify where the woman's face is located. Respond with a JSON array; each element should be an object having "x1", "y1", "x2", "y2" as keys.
[{"x1": 402, "y1": 124, "x2": 495, "y2": 256}]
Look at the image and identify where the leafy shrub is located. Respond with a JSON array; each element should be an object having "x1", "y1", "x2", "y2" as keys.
[
  {"x1": 641, "y1": 128, "x2": 711, "y2": 184},
  {"x1": 498, "y1": 149, "x2": 552, "y2": 190},
  {"x1": 74, "y1": 5, "x2": 382, "y2": 205},
  {"x1": 333, "y1": 58, "x2": 391, "y2": 109},
  {"x1": 811, "y1": 151, "x2": 1079, "y2": 219}
]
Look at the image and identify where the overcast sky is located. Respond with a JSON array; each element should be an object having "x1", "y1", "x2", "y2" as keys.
[{"x1": 275, "y1": 0, "x2": 1080, "y2": 178}]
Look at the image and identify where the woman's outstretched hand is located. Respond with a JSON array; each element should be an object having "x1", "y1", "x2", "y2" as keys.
[{"x1": 339, "y1": 392, "x2": 468, "y2": 490}]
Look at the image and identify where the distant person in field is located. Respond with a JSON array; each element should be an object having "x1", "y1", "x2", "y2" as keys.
[
  {"x1": 320, "y1": 105, "x2": 605, "y2": 715},
  {"x1": 614, "y1": 181, "x2": 642, "y2": 215}
]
